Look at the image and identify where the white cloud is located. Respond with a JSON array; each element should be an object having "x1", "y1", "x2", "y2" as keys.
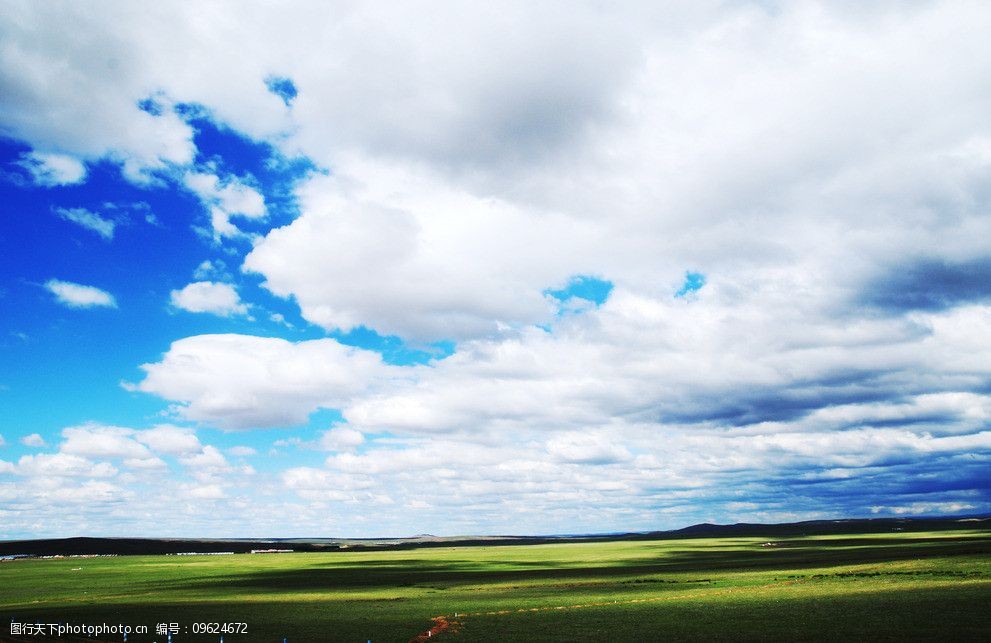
[
  {"x1": 227, "y1": 445, "x2": 256, "y2": 457},
  {"x1": 546, "y1": 432, "x2": 631, "y2": 465},
  {"x1": 130, "y1": 334, "x2": 391, "y2": 429},
  {"x1": 870, "y1": 502, "x2": 976, "y2": 516},
  {"x1": 134, "y1": 425, "x2": 202, "y2": 455},
  {"x1": 184, "y1": 172, "x2": 266, "y2": 218},
  {"x1": 170, "y1": 281, "x2": 247, "y2": 316},
  {"x1": 60, "y1": 424, "x2": 152, "y2": 460},
  {"x1": 54, "y1": 207, "x2": 116, "y2": 240},
  {"x1": 45, "y1": 279, "x2": 116, "y2": 308},
  {"x1": 15, "y1": 453, "x2": 117, "y2": 478},
  {"x1": 43, "y1": 424, "x2": 189, "y2": 472},
  {"x1": 5, "y1": 3, "x2": 990, "y2": 337},
  {"x1": 225, "y1": 1, "x2": 990, "y2": 343},
  {"x1": 18, "y1": 151, "x2": 87, "y2": 186},
  {"x1": 179, "y1": 446, "x2": 229, "y2": 471},
  {"x1": 38, "y1": 423, "x2": 205, "y2": 474},
  {"x1": 186, "y1": 483, "x2": 225, "y2": 499},
  {"x1": 318, "y1": 427, "x2": 364, "y2": 452},
  {"x1": 122, "y1": 456, "x2": 168, "y2": 470},
  {"x1": 184, "y1": 172, "x2": 266, "y2": 239},
  {"x1": 44, "y1": 480, "x2": 124, "y2": 504},
  {"x1": 243, "y1": 171, "x2": 580, "y2": 339},
  {"x1": 192, "y1": 259, "x2": 230, "y2": 281},
  {"x1": 2, "y1": 15, "x2": 197, "y2": 181},
  {"x1": 282, "y1": 466, "x2": 370, "y2": 501}
]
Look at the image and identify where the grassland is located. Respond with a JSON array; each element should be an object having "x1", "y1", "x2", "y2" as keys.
[{"x1": 1, "y1": 528, "x2": 989, "y2": 642}]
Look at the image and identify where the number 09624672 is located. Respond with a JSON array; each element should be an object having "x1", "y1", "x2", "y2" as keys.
[{"x1": 192, "y1": 622, "x2": 248, "y2": 635}]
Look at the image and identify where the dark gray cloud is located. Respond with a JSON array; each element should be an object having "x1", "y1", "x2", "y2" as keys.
[
  {"x1": 894, "y1": 461, "x2": 991, "y2": 497},
  {"x1": 659, "y1": 371, "x2": 897, "y2": 427},
  {"x1": 852, "y1": 414, "x2": 959, "y2": 429},
  {"x1": 739, "y1": 455, "x2": 991, "y2": 515},
  {"x1": 860, "y1": 257, "x2": 991, "y2": 312}
]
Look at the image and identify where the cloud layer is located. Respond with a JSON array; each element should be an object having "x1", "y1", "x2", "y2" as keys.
[{"x1": 2, "y1": 0, "x2": 990, "y2": 537}]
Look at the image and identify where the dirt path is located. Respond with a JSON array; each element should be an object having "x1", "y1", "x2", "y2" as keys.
[
  {"x1": 409, "y1": 615, "x2": 453, "y2": 642},
  {"x1": 407, "y1": 578, "x2": 805, "y2": 642}
]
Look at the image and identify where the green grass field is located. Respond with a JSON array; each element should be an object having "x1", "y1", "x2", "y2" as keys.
[{"x1": 1, "y1": 529, "x2": 989, "y2": 642}]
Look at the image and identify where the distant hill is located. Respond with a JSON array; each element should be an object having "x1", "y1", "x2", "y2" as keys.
[
  {"x1": 662, "y1": 516, "x2": 991, "y2": 538},
  {"x1": 1, "y1": 515, "x2": 987, "y2": 557}
]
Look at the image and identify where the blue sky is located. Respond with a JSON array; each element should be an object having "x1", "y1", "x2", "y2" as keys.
[{"x1": 1, "y1": 1, "x2": 990, "y2": 538}]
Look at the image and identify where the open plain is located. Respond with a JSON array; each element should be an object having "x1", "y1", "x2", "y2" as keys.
[{"x1": 1, "y1": 523, "x2": 989, "y2": 642}]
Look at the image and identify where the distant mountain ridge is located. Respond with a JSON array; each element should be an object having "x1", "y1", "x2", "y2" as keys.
[{"x1": 1, "y1": 515, "x2": 987, "y2": 557}]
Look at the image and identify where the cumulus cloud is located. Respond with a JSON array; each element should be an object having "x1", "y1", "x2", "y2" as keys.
[
  {"x1": 192, "y1": 259, "x2": 230, "y2": 281},
  {"x1": 60, "y1": 423, "x2": 154, "y2": 460},
  {"x1": 130, "y1": 334, "x2": 391, "y2": 429},
  {"x1": 7, "y1": 3, "x2": 991, "y2": 337},
  {"x1": 362, "y1": 298, "x2": 990, "y2": 435},
  {"x1": 0, "y1": 422, "x2": 266, "y2": 533},
  {"x1": 14, "y1": 453, "x2": 117, "y2": 478},
  {"x1": 54, "y1": 207, "x2": 116, "y2": 240},
  {"x1": 170, "y1": 281, "x2": 247, "y2": 316},
  {"x1": 45, "y1": 279, "x2": 116, "y2": 308},
  {"x1": 183, "y1": 172, "x2": 267, "y2": 239},
  {"x1": 26, "y1": 480, "x2": 123, "y2": 506},
  {"x1": 133, "y1": 424, "x2": 201, "y2": 455},
  {"x1": 224, "y1": 1, "x2": 991, "y2": 344},
  {"x1": 179, "y1": 445, "x2": 229, "y2": 471},
  {"x1": 318, "y1": 427, "x2": 364, "y2": 452},
  {"x1": 120, "y1": 292, "x2": 991, "y2": 529},
  {"x1": 50, "y1": 423, "x2": 203, "y2": 471},
  {"x1": 185, "y1": 483, "x2": 226, "y2": 499},
  {"x1": 243, "y1": 171, "x2": 586, "y2": 340},
  {"x1": 1, "y1": 2, "x2": 197, "y2": 181},
  {"x1": 282, "y1": 466, "x2": 371, "y2": 502},
  {"x1": 0, "y1": 423, "x2": 276, "y2": 536},
  {"x1": 184, "y1": 172, "x2": 265, "y2": 218},
  {"x1": 18, "y1": 151, "x2": 87, "y2": 186},
  {"x1": 123, "y1": 456, "x2": 168, "y2": 470},
  {"x1": 546, "y1": 432, "x2": 632, "y2": 465}
]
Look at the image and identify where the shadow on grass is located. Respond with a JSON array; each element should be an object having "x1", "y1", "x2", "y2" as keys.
[
  {"x1": 652, "y1": 535, "x2": 991, "y2": 573},
  {"x1": 454, "y1": 581, "x2": 991, "y2": 643},
  {"x1": 3, "y1": 571, "x2": 989, "y2": 643},
  {"x1": 168, "y1": 534, "x2": 991, "y2": 593}
]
